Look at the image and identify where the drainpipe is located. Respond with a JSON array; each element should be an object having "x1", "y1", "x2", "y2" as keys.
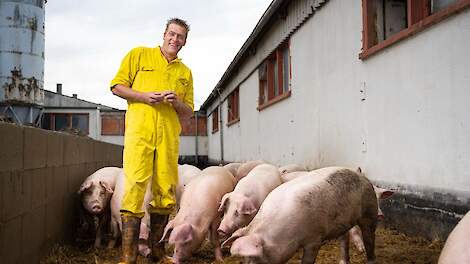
[
  {"x1": 195, "y1": 111, "x2": 199, "y2": 166},
  {"x1": 217, "y1": 89, "x2": 224, "y2": 164}
]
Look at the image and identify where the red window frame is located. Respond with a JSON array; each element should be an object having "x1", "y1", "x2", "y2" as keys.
[
  {"x1": 211, "y1": 107, "x2": 219, "y2": 133},
  {"x1": 258, "y1": 41, "x2": 292, "y2": 111},
  {"x1": 361, "y1": 0, "x2": 470, "y2": 59},
  {"x1": 227, "y1": 87, "x2": 240, "y2": 126}
]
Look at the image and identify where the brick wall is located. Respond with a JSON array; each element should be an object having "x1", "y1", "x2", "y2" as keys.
[
  {"x1": 0, "y1": 122, "x2": 123, "y2": 263},
  {"x1": 180, "y1": 114, "x2": 207, "y2": 136},
  {"x1": 101, "y1": 112, "x2": 125, "y2": 136}
]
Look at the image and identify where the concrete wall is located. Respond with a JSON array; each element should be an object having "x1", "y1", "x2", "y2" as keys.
[
  {"x1": 205, "y1": 0, "x2": 470, "y2": 239},
  {"x1": 0, "y1": 121, "x2": 123, "y2": 263}
]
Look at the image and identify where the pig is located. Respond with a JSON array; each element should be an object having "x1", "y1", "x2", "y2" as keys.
[
  {"x1": 280, "y1": 171, "x2": 310, "y2": 183},
  {"x1": 223, "y1": 167, "x2": 378, "y2": 264},
  {"x1": 278, "y1": 163, "x2": 307, "y2": 175},
  {"x1": 223, "y1": 162, "x2": 242, "y2": 178},
  {"x1": 280, "y1": 167, "x2": 394, "y2": 257},
  {"x1": 78, "y1": 167, "x2": 121, "y2": 248},
  {"x1": 108, "y1": 169, "x2": 153, "y2": 257},
  {"x1": 217, "y1": 164, "x2": 282, "y2": 240},
  {"x1": 235, "y1": 160, "x2": 266, "y2": 182},
  {"x1": 160, "y1": 166, "x2": 237, "y2": 264},
  {"x1": 176, "y1": 164, "x2": 202, "y2": 206},
  {"x1": 438, "y1": 211, "x2": 470, "y2": 264}
]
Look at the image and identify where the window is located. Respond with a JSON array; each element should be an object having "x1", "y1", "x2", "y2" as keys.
[
  {"x1": 42, "y1": 113, "x2": 89, "y2": 135},
  {"x1": 211, "y1": 107, "x2": 219, "y2": 133},
  {"x1": 101, "y1": 115, "x2": 125, "y2": 136},
  {"x1": 361, "y1": 0, "x2": 466, "y2": 59},
  {"x1": 227, "y1": 87, "x2": 240, "y2": 126},
  {"x1": 258, "y1": 41, "x2": 291, "y2": 110}
]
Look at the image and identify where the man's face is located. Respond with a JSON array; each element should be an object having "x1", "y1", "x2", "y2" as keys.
[{"x1": 162, "y1": 23, "x2": 187, "y2": 58}]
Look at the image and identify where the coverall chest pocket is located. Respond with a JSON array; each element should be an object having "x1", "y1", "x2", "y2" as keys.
[{"x1": 134, "y1": 66, "x2": 160, "y2": 92}]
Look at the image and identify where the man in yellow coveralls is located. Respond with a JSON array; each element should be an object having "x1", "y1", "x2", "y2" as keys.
[{"x1": 110, "y1": 18, "x2": 193, "y2": 263}]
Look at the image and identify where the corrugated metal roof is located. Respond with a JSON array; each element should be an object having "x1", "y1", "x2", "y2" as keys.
[{"x1": 200, "y1": 0, "x2": 328, "y2": 111}]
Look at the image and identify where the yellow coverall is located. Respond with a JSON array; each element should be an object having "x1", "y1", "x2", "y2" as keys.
[{"x1": 110, "y1": 46, "x2": 194, "y2": 217}]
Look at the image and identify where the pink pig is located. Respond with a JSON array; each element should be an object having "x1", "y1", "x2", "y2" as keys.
[
  {"x1": 160, "y1": 166, "x2": 236, "y2": 264},
  {"x1": 78, "y1": 167, "x2": 120, "y2": 248},
  {"x1": 280, "y1": 167, "x2": 394, "y2": 262},
  {"x1": 176, "y1": 164, "x2": 202, "y2": 206},
  {"x1": 278, "y1": 163, "x2": 307, "y2": 175},
  {"x1": 217, "y1": 164, "x2": 282, "y2": 240},
  {"x1": 235, "y1": 160, "x2": 266, "y2": 182},
  {"x1": 223, "y1": 162, "x2": 242, "y2": 178},
  {"x1": 438, "y1": 211, "x2": 470, "y2": 264},
  {"x1": 224, "y1": 167, "x2": 378, "y2": 264}
]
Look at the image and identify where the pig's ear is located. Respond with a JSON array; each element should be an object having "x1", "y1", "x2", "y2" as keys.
[
  {"x1": 100, "y1": 181, "x2": 114, "y2": 194},
  {"x1": 230, "y1": 234, "x2": 263, "y2": 258},
  {"x1": 377, "y1": 188, "x2": 395, "y2": 200},
  {"x1": 356, "y1": 167, "x2": 363, "y2": 174},
  {"x1": 78, "y1": 181, "x2": 92, "y2": 194},
  {"x1": 218, "y1": 193, "x2": 231, "y2": 213},
  {"x1": 169, "y1": 223, "x2": 193, "y2": 244},
  {"x1": 159, "y1": 220, "x2": 174, "y2": 243},
  {"x1": 239, "y1": 198, "x2": 257, "y2": 216}
]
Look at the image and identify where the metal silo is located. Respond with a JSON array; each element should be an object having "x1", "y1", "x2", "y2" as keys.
[{"x1": 0, "y1": 0, "x2": 45, "y2": 125}]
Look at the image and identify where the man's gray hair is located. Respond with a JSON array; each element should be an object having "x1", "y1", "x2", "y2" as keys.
[{"x1": 166, "y1": 18, "x2": 190, "y2": 37}]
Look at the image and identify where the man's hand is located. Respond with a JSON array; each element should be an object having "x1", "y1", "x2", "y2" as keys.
[
  {"x1": 163, "y1": 91, "x2": 193, "y2": 118},
  {"x1": 141, "y1": 92, "x2": 166, "y2": 105},
  {"x1": 163, "y1": 91, "x2": 178, "y2": 104}
]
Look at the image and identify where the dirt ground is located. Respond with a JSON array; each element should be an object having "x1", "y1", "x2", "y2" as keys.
[{"x1": 41, "y1": 226, "x2": 443, "y2": 264}]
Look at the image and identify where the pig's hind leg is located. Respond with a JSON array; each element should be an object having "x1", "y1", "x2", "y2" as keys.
[
  {"x1": 301, "y1": 243, "x2": 320, "y2": 264},
  {"x1": 358, "y1": 217, "x2": 377, "y2": 264},
  {"x1": 338, "y1": 233, "x2": 350, "y2": 264}
]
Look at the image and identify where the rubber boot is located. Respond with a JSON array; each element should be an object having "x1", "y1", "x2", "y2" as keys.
[
  {"x1": 120, "y1": 215, "x2": 141, "y2": 264},
  {"x1": 150, "y1": 213, "x2": 169, "y2": 262}
]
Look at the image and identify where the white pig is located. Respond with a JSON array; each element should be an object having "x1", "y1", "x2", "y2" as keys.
[
  {"x1": 278, "y1": 163, "x2": 307, "y2": 175},
  {"x1": 223, "y1": 162, "x2": 242, "y2": 178},
  {"x1": 280, "y1": 167, "x2": 394, "y2": 258},
  {"x1": 438, "y1": 210, "x2": 470, "y2": 264},
  {"x1": 217, "y1": 164, "x2": 282, "y2": 240},
  {"x1": 176, "y1": 164, "x2": 202, "y2": 206},
  {"x1": 78, "y1": 167, "x2": 121, "y2": 248},
  {"x1": 280, "y1": 171, "x2": 310, "y2": 183},
  {"x1": 235, "y1": 160, "x2": 266, "y2": 182},
  {"x1": 160, "y1": 166, "x2": 236, "y2": 264},
  {"x1": 224, "y1": 167, "x2": 378, "y2": 264}
]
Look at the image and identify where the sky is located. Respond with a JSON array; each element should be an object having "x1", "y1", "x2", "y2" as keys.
[{"x1": 44, "y1": 0, "x2": 273, "y2": 110}]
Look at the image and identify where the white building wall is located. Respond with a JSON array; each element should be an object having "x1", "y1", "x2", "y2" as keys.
[
  {"x1": 208, "y1": 0, "x2": 470, "y2": 193},
  {"x1": 179, "y1": 136, "x2": 208, "y2": 156},
  {"x1": 100, "y1": 135, "x2": 124, "y2": 146},
  {"x1": 296, "y1": 0, "x2": 470, "y2": 192}
]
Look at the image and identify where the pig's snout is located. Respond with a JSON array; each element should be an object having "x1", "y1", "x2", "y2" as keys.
[
  {"x1": 377, "y1": 214, "x2": 385, "y2": 221},
  {"x1": 91, "y1": 204, "x2": 102, "y2": 212}
]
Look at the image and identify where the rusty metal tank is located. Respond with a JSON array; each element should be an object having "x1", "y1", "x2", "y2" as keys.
[{"x1": 0, "y1": 0, "x2": 45, "y2": 124}]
